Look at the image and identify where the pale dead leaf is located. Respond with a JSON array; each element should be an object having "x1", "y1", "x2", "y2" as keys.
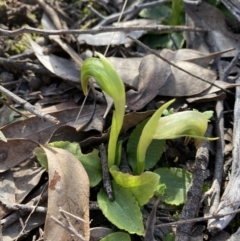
[
  {"x1": 27, "y1": 36, "x2": 80, "y2": 84},
  {"x1": 2, "y1": 212, "x2": 46, "y2": 241},
  {"x1": 0, "y1": 105, "x2": 105, "y2": 171},
  {"x1": 0, "y1": 139, "x2": 38, "y2": 173},
  {"x1": 0, "y1": 170, "x2": 15, "y2": 218},
  {"x1": 42, "y1": 13, "x2": 83, "y2": 67},
  {"x1": 14, "y1": 159, "x2": 45, "y2": 203},
  {"x1": 186, "y1": 81, "x2": 240, "y2": 103},
  {"x1": 184, "y1": 1, "x2": 240, "y2": 57},
  {"x1": 108, "y1": 56, "x2": 141, "y2": 88},
  {"x1": 171, "y1": 48, "x2": 235, "y2": 67},
  {"x1": 78, "y1": 19, "x2": 156, "y2": 46},
  {"x1": 158, "y1": 60, "x2": 217, "y2": 97},
  {"x1": 42, "y1": 146, "x2": 90, "y2": 241},
  {"x1": 126, "y1": 54, "x2": 171, "y2": 110},
  {"x1": 90, "y1": 227, "x2": 113, "y2": 241},
  {"x1": 186, "y1": 92, "x2": 226, "y2": 104}
]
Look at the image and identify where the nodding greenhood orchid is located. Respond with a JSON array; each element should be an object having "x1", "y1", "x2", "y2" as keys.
[
  {"x1": 136, "y1": 99, "x2": 217, "y2": 175},
  {"x1": 81, "y1": 52, "x2": 125, "y2": 168}
]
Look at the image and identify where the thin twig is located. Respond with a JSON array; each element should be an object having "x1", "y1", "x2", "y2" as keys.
[
  {"x1": 59, "y1": 208, "x2": 89, "y2": 224},
  {"x1": 127, "y1": 35, "x2": 234, "y2": 95},
  {"x1": 0, "y1": 85, "x2": 59, "y2": 124},
  {"x1": 0, "y1": 25, "x2": 205, "y2": 37},
  {"x1": 0, "y1": 202, "x2": 47, "y2": 214},
  {"x1": 1, "y1": 186, "x2": 48, "y2": 229},
  {"x1": 156, "y1": 208, "x2": 240, "y2": 228},
  {"x1": 14, "y1": 185, "x2": 47, "y2": 241},
  {"x1": 50, "y1": 216, "x2": 86, "y2": 241}
]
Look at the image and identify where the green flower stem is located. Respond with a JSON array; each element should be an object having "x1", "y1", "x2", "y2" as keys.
[
  {"x1": 81, "y1": 52, "x2": 125, "y2": 168},
  {"x1": 136, "y1": 99, "x2": 175, "y2": 175}
]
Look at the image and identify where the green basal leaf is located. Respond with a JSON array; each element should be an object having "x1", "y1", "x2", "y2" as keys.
[
  {"x1": 110, "y1": 166, "x2": 160, "y2": 206},
  {"x1": 136, "y1": 99, "x2": 175, "y2": 174},
  {"x1": 47, "y1": 141, "x2": 102, "y2": 187},
  {"x1": 97, "y1": 181, "x2": 144, "y2": 236},
  {"x1": 100, "y1": 232, "x2": 131, "y2": 241},
  {"x1": 153, "y1": 111, "x2": 218, "y2": 147},
  {"x1": 127, "y1": 118, "x2": 165, "y2": 174},
  {"x1": 81, "y1": 52, "x2": 125, "y2": 168},
  {"x1": 154, "y1": 167, "x2": 192, "y2": 205}
]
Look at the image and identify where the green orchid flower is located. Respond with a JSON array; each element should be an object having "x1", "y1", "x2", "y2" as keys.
[
  {"x1": 153, "y1": 110, "x2": 217, "y2": 147},
  {"x1": 81, "y1": 52, "x2": 125, "y2": 168},
  {"x1": 136, "y1": 99, "x2": 217, "y2": 174}
]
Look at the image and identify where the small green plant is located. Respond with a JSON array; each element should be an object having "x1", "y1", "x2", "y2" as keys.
[
  {"x1": 81, "y1": 52, "x2": 125, "y2": 168},
  {"x1": 79, "y1": 52, "x2": 218, "y2": 238},
  {"x1": 35, "y1": 52, "x2": 218, "y2": 239}
]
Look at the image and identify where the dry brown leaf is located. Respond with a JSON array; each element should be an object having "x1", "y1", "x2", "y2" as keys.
[
  {"x1": 186, "y1": 81, "x2": 240, "y2": 103},
  {"x1": 2, "y1": 212, "x2": 46, "y2": 241},
  {"x1": 42, "y1": 13, "x2": 83, "y2": 67},
  {"x1": 27, "y1": 36, "x2": 80, "y2": 84},
  {"x1": 90, "y1": 227, "x2": 113, "y2": 241},
  {"x1": 170, "y1": 48, "x2": 235, "y2": 67},
  {"x1": 184, "y1": 1, "x2": 239, "y2": 57},
  {"x1": 158, "y1": 60, "x2": 217, "y2": 97},
  {"x1": 0, "y1": 170, "x2": 15, "y2": 218},
  {"x1": 1, "y1": 104, "x2": 104, "y2": 141},
  {"x1": 0, "y1": 139, "x2": 38, "y2": 173},
  {"x1": 42, "y1": 146, "x2": 90, "y2": 241},
  {"x1": 0, "y1": 105, "x2": 105, "y2": 171},
  {"x1": 14, "y1": 159, "x2": 45, "y2": 203},
  {"x1": 108, "y1": 57, "x2": 142, "y2": 88},
  {"x1": 80, "y1": 110, "x2": 154, "y2": 147},
  {"x1": 126, "y1": 54, "x2": 171, "y2": 110},
  {"x1": 186, "y1": 92, "x2": 226, "y2": 104},
  {"x1": 78, "y1": 19, "x2": 156, "y2": 46}
]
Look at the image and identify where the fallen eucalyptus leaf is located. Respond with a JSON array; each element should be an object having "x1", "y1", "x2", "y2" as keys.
[
  {"x1": 48, "y1": 141, "x2": 102, "y2": 187},
  {"x1": 184, "y1": 1, "x2": 239, "y2": 57},
  {"x1": 158, "y1": 60, "x2": 217, "y2": 97},
  {"x1": 126, "y1": 54, "x2": 171, "y2": 110},
  {"x1": 41, "y1": 146, "x2": 90, "y2": 241},
  {"x1": 28, "y1": 36, "x2": 80, "y2": 84},
  {"x1": 78, "y1": 19, "x2": 155, "y2": 46}
]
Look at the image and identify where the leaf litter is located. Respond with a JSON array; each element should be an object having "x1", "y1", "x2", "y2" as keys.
[{"x1": 0, "y1": 0, "x2": 240, "y2": 240}]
